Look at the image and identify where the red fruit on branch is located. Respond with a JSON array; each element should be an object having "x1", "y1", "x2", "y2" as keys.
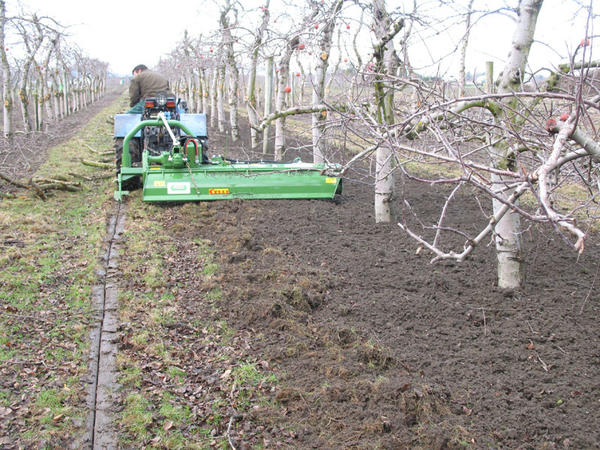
[
  {"x1": 298, "y1": 43, "x2": 305, "y2": 50},
  {"x1": 545, "y1": 118, "x2": 557, "y2": 133},
  {"x1": 284, "y1": 86, "x2": 291, "y2": 93},
  {"x1": 560, "y1": 113, "x2": 569, "y2": 121},
  {"x1": 580, "y1": 38, "x2": 591, "y2": 47},
  {"x1": 296, "y1": 72, "x2": 301, "y2": 77},
  {"x1": 346, "y1": 24, "x2": 350, "y2": 30},
  {"x1": 314, "y1": 24, "x2": 319, "y2": 29}
]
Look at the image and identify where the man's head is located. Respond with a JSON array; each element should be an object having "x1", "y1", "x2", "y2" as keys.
[{"x1": 132, "y1": 64, "x2": 148, "y2": 76}]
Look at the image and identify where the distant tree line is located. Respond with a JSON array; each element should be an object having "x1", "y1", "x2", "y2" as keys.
[{"x1": 0, "y1": 0, "x2": 109, "y2": 138}]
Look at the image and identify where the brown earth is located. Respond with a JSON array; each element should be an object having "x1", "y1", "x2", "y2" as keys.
[
  {"x1": 146, "y1": 119, "x2": 600, "y2": 448},
  {"x1": 3, "y1": 98, "x2": 599, "y2": 448}
]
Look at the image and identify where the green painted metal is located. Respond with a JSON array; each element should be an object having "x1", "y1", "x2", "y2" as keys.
[
  {"x1": 115, "y1": 119, "x2": 342, "y2": 202},
  {"x1": 141, "y1": 156, "x2": 342, "y2": 202},
  {"x1": 121, "y1": 119, "x2": 195, "y2": 167}
]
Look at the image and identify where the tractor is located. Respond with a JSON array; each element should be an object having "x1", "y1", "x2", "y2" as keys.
[{"x1": 113, "y1": 95, "x2": 342, "y2": 202}]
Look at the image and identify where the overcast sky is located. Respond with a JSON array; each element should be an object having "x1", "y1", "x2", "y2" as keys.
[
  {"x1": 8, "y1": 0, "x2": 596, "y2": 78},
  {"x1": 9, "y1": 0, "x2": 221, "y2": 75}
]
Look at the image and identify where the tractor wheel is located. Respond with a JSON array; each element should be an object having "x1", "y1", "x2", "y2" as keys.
[{"x1": 115, "y1": 138, "x2": 142, "y2": 191}]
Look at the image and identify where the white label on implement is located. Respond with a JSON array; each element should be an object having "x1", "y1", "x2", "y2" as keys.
[{"x1": 167, "y1": 182, "x2": 191, "y2": 194}]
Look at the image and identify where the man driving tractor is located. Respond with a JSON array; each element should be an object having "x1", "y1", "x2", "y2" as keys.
[{"x1": 128, "y1": 64, "x2": 171, "y2": 114}]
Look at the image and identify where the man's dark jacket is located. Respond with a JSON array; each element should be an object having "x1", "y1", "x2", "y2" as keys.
[{"x1": 129, "y1": 70, "x2": 170, "y2": 107}]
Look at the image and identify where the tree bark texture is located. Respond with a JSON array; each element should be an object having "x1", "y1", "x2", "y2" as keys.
[
  {"x1": 274, "y1": 39, "x2": 298, "y2": 160},
  {"x1": 0, "y1": 1, "x2": 13, "y2": 139},
  {"x1": 458, "y1": 0, "x2": 474, "y2": 97},
  {"x1": 220, "y1": 4, "x2": 239, "y2": 141},
  {"x1": 263, "y1": 56, "x2": 274, "y2": 155},
  {"x1": 372, "y1": 0, "x2": 403, "y2": 223},
  {"x1": 247, "y1": 1, "x2": 270, "y2": 148},
  {"x1": 493, "y1": 0, "x2": 543, "y2": 289},
  {"x1": 312, "y1": 0, "x2": 344, "y2": 164}
]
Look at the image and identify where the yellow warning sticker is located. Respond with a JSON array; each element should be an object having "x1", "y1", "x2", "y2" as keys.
[
  {"x1": 153, "y1": 180, "x2": 166, "y2": 187},
  {"x1": 325, "y1": 177, "x2": 337, "y2": 184},
  {"x1": 209, "y1": 188, "x2": 230, "y2": 195}
]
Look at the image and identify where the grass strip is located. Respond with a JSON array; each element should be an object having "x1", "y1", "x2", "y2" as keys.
[{"x1": 0, "y1": 97, "x2": 125, "y2": 447}]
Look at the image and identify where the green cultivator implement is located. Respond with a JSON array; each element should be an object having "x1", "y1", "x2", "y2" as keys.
[{"x1": 114, "y1": 98, "x2": 342, "y2": 202}]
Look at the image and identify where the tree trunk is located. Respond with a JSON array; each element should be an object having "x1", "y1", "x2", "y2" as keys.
[
  {"x1": 312, "y1": 0, "x2": 343, "y2": 164},
  {"x1": 247, "y1": 52, "x2": 260, "y2": 148},
  {"x1": 274, "y1": 66, "x2": 287, "y2": 160},
  {"x1": 53, "y1": 86, "x2": 61, "y2": 120},
  {"x1": 194, "y1": 71, "x2": 201, "y2": 113},
  {"x1": 186, "y1": 75, "x2": 194, "y2": 113},
  {"x1": 372, "y1": 0, "x2": 403, "y2": 223},
  {"x1": 220, "y1": 6, "x2": 239, "y2": 141},
  {"x1": 263, "y1": 56, "x2": 274, "y2": 155},
  {"x1": 200, "y1": 69, "x2": 208, "y2": 114},
  {"x1": 297, "y1": 61, "x2": 306, "y2": 105},
  {"x1": 34, "y1": 80, "x2": 40, "y2": 131},
  {"x1": 275, "y1": 41, "x2": 297, "y2": 160},
  {"x1": 19, "y1": 88, "x2": 32, "y2": 132},
  {"x1": 458, "y1": 0, "x2": 474, "y2": 98},
  {"x1": 492, "y1": 0, "x2": 543, "y2": 289},
  {"x1": 247, "y1": 1, "x2": 269, "y2": 149},
  {"x1": 228, "y1": 63, "x2": 240, "y2": 141},
  {"x1": 62, "y1": 73, "x2": 69, "y2": 117},
  {"x1": 0, "y1": 0, "x2": 13, "y2": 139},
  {"x1": 217, "y1": 63, "x2": 226, "y2": 133},
  {"x1": 210, "y1": 66, "x2": 218, "y2": 127}
]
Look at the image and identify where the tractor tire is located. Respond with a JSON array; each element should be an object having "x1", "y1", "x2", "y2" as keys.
[{"x1": 115, "y1": 138, "x2": 142, "y2": 191}]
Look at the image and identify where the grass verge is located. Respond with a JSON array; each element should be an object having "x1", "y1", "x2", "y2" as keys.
[{"x1": 0, "y1": 97, "x2": 124, "y2": 446}]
